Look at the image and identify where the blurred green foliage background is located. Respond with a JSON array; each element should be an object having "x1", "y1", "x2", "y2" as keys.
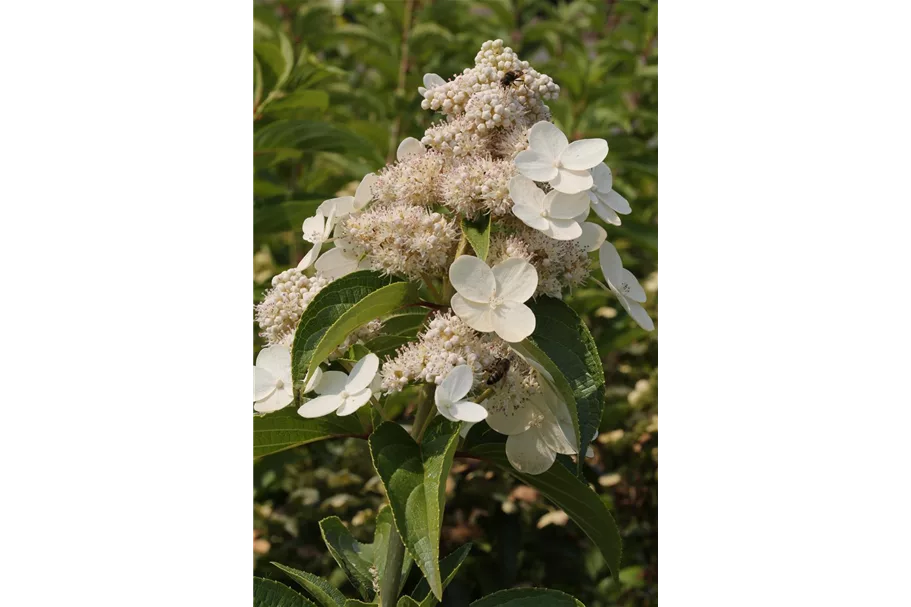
[{"x1": 253, "y1": 1, "x2": 657, "y2": 605}]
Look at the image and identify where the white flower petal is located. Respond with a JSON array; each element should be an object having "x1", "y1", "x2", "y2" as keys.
[
  {"x1": 336, "y1": 388, "x2": 372, "y2": 416},
  {"x1": 598, "y1": 241, "x2": 625, "y2": 285},
  {"x1": 451, "y1": 294, "x2": 494, "y2": 332},
  {"x1": 396, "y1": 137, "x2": 426, "y2": 162},
  {"x1": 314, "y1": 247, "x2": 360, "y2": 280},
  {"x1": 437, "y1": 403, "x2": 459, "y2": 422},
  {"x1": 254, "y1": 366, "x2": 277, "y2": 401},
  {"x1": 576, "y1": 222, "x2": 607, "y2": 252},
  {"x1": 544, "y1": 190, "x2": 591, "y2": 220},
  {"x1": 512, "y1": 202, "x2": 550, "y2": 230},
  {"x1": 617, "y1": 268, "x2": 647, "y2": 303},
  {"x1": 550, "y1": 168, "x2": 594, "y2": 194},
  {"x1": 354, "y1": 173, "x2": 379, "y2": 209},
  {"x1": 492, "y1": 301, "x2": 536, "y2": 343},
  {"x1": 314, "y1": 370, "x2": 348, "y2": 396},
  {"x1": 303, "y1": 367, "x2": 323, "y2": 394},
  {"x1": 437, "y1": 364, "x2": 474, "y2": 406},
  {"x1": 449, "y1": 255, "x2": 495, "y2": 302},
  {"x1": 301, "y1": 214, "x2": 326, "y2": 244},
  {"x1": 298, "y1": 242, "x2": 322, "y2": 270},
  {"x1": 459, "y1": 421, "x2": 476, "y2": 438},
  {"x1": 619, "y1": 297, "x2": 655, "y2": 331},
  {"x1": 508, "y1": 174, "x2": 545, "y2": 208},
  {"x1": 485, "y1": 399, "x2": 536, "y2": 435},
  {"x1": 506, "y1": 430, "x2": 557, "y2": 474},
  {"x1": 318, "y1": 196, "x2": 356, "y2": 219},
  {"x1": 448, "y1": 400, "x2": 488, "y2": 422},
  {"x1": 423, "y1": 73, "x2": 446, "y2": 89},
  {"x1": 346, "y1": 353, "x2": 379, "y2": 393},
  {"x1": 528, "y1": 121, "x2": 568, "y2": 160},
  {"x1": 492, "y1": 258, "x2": 538, "y2": 303},
  {"x1": 256, "y1": 345, "x2": 291, "y2": 375},
  {"x1": 603, "y1": 189, "x2": 631, "y2": 214},
  {"x1": 573, "y1": 208, "x2": 590, "y2": 224},
  {"x1": 591, "y1": 199, "x2": 622, "y2": 226},
  {"x1": 254, "y1": 384, "x2": 294, "y2": 413},
  {"x1": 560, "y1": 138, "x2": 608, "y2": 170},
  {"x1": 514, "y1": 150, "x2": 559, "y2": 182},
  {"x1": 591, "y1": 163, "x2": 613, "y2": 192},
  {"x1": 297, "y1": 394, "x2": 343, "y2": 418},
  {"x1": 418, "y1": 86, "x2": 426, "y2": 95},
  {"x1": 544, "y1": 218, "x2": 583, "y2": 241}
]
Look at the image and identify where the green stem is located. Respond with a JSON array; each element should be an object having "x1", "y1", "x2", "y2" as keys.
[{"x1": 420, "y1": 273, "x2": 443, "y2": 304}]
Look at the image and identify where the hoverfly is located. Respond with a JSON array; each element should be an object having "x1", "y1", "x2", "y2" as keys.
[{"x1": 499, "y1": 70, "x2": 524, "y2": 89}]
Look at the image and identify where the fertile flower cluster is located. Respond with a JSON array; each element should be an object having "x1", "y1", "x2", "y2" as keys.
[
  {"x1": 253, "y1": 40, "x2": 655, "y2": 475},
  {"x1": 255, "y1": 268, "x2": 329, "y2": 346},
  {"x1": 339, "y1": 202, "x2": 459, "y2": 280},
  {"x1": 380, "y1": 312, "x2": 507, "y2": 393}
]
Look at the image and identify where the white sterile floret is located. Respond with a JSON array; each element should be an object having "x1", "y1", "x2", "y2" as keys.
[
  {"x1": 508, "y1": 174, "x2": 590, "y2": 240},
  {"x1": 297, "y1": 354, "x2": 380, "y2": 418},
  {"x1": 588, "y1": 163, "x2": 631, "y2": 226},
  {"x1": 449, "y1": 256, "x2": 538, "y2": 343},
  {"x1": 314, "y1": 237, "x2": 370, "y2": 280},
  {"x1": 253, "y1": 345, "x2": 294, "y2": 412},
  {"x1": 515, "y1": 122, "x2": 608, "y2": 194},
  {"x1": 298, "y1": 207, "x2": 337, "y2": 270},
  {"x1": 255, "y1": 268, "x2": 329, "y2": 345},
  {"x1": 598, "y1": 242, "x2": 654, "y2": 331},
  {"x1": 434, "y1": 365, "x2": 488, "y2": 423},
  {"x1": 505, "y1": 380, "x2": 578, "y2": 474}
]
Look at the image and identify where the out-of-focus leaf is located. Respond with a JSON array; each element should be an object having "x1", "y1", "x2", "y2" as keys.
[
  {"x1": 263, "y1": 90, "x2": 330, "y2": 119},
  {"x1": 254, "y1": 120, "x2": 380, "y2": 163},
  {"x1": 254, "y1": 198, "x2": 325, "y2": 235}
]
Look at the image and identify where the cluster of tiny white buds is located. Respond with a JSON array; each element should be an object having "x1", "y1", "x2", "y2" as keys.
[
  {"x1": 255, "y1": 268, "x2": 329, "y2": 346},
  {"x1": 439, "y1": 156, "x2": 516, "y2": 217}
]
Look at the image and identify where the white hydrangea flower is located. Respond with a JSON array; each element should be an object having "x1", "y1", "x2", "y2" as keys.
[
  {"x1": 434, "y1": 365, "x2": 488, "y2": 423},
  {"x1": 396, "y1": 136, "x2": 427, "y2": 161},
  {"x1": 298, "y1": 207, "x2": 337, "y2": 270},
  {"x1": 508, "y1": 174, "x2": 590, "y2": 240},
  {"x1": 599, "y1": 242, "x2": 654, "y2": 331},
  {"x1": 588, "y1": 163, "x2": 631, "y2": 226},
  {"x1": 254, "y1": 345, "x2": 323, "y2": 413},
  {"x1": 514, "y1": 122, "x2": 608, "y2": 194},
  {"x1": 297, "y1": 353, "x2": 380, "y2": 418},
  {"x1": 417, "y1": 72, "x2": 445, "y2": 96},
  {"x1": 449, "y1": 256, "x2": 538, "y2": 343},
  {"x1": 254, "y1": 345, "x2": 294, "y2": 413}
]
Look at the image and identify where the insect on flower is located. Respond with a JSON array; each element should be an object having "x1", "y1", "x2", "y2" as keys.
[
  {"x1": 500, "y1": 70, "x2": 524, "y2": 88},
  {"x1": 486, "y1": 358, "x2": 511, "y2": 385}
]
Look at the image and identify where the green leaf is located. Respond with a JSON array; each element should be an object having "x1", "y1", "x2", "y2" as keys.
[
  {"x1": 272, "y1": 562, "x2": 346, "y2": 607},
  {"x1": 263, "y1": 90, "x2": 330, "y2": 119},
  {"x1": 380, "y1": 310, "x2": 429, "y2": 337},
  {"x1": 363, "y1": 335, "x2": 410, "y2": 359},
  {"x1": 460, "y1": 214, "x2": 491, "y2": 262},
  {"x1": 470, "y1": 588, "x2": 585, "y2": 606},
  {"x1": 524, "y1": 296, "x2": 605, "y2": 473},
  {"x1": 319, "y1": 517, "x2": 377, "y2": 601},
  {"x1": 254, "y1": 577, "x2": 318, "y2": 607},
  {"x1": 464, "y1": 426, "x2": 621, "y2": 581},
  {"x1": 396, "y1": 598, "x2": 420, "y2": 607},
  {"x1": 254, "y1": 42, "x2": 288, "y2": 91},
  {"x1": 343, "y1": 601, "x2": 376, "y2": 607},
  {"x1": 254, "y1": 120, "x2": 380, "y2": 162},
  {"x1": 254, "y1": 407, "x2": 364, "y2": 458},
  {"x1": 291, "y1": 271, "x2": 420, "y2": 389},
  {"x1": 254, "y1": 57, "x2": 264, "y2": 107},
  {"x1": 373, "y1": 506, "x2": 413, "y2": 595},
  {"x1": 276, "y1": 31, "x2": 295, "y2": 90},
  {"x1": 368, "y1": 418, "x2": 461, "y2": 601},
  {"x1": 409, "y1": 543, "x2": 472, "y2": 607}
]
